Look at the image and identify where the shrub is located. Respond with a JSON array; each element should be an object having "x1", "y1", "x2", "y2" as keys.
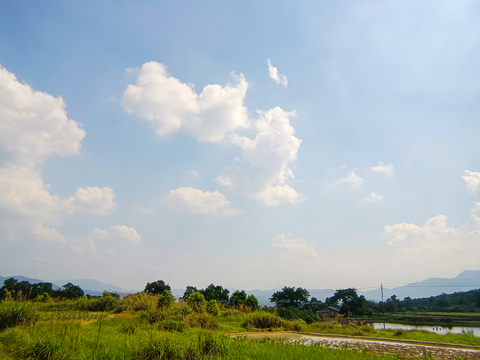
[
  {"x1": 206, "y1": 300, "x2": 219, "y2": 316},
  {"x1": 157, "y1": 290, "x2": 175, "y2": 310},
  {"x1": 115, "y1": 292, "x2": 158, "y2": 313},
  {"x1": 75, "y1": 296, "x2": 119, "y2": 312},
  {"x1": 242, "y1": 312, "x2": 285, "y2": 330},
  {"x1": 0, "y1": 302, "x2": 39, "y2": 331},
  {"x1": 197, "y1": 314, "x2": 218, "y2": 330},
  {"x1": 146, "y1": 310, "x2": 167, "y2": 324},
  {"x1": 160, "y1": 320, "x2": 187, "y2": 332},
  {"x1": 22, "y1": 338, "x2": 66, "y2": 360},
  {"x1": 221, "y1": 309, "x2": 242, "y2": 318},
  {"x1": 119, "y1": 322, "x2": 139, "y2": 334},
  {"x1": 187, "y1": 292, "x2": 206, "y2": 313}
]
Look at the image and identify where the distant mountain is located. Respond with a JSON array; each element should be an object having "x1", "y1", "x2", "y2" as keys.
[
  {"x1": 3, "y1": 270, "x2": 479, "y2": 304},
  {"x1": 0, "y1": 275, "x2": 60, "y2": 290},
  {"x1": 51, "y1": 279, "x2": 126, "y2": 293},
  {"x1": 360, "y1": 270, "x2": 480, "y2": 302}
]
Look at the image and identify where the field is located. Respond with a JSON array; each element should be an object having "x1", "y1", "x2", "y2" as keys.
[{"x1": 0, "y1": 295, "x2": 479, "y2": 359}]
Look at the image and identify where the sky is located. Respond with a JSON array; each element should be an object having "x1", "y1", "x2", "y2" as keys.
[{"x1": 1, "y1": 0, "x2": 480, "y2": 292}]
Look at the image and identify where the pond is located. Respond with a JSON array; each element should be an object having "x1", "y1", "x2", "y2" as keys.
[{"x1": 373, "y1": 322, "x2": 480, "y2": 337}]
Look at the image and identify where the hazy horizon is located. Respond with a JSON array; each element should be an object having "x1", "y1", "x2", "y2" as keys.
[{"x1": 1, "y1": 1, "x2": 480, "y2": 291}]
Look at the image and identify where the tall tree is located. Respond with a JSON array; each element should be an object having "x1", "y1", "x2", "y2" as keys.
[
  {"x1": 270, "y1": 286, "x2": 310, "y2": 308},
  {"x1": 183, "y1": 286, "x2": 198, "y2": 300},
  {"x1": 200, "y1": 284, "x2": 229, "y2": 301},
  {"x1": 144, "y1": 280, "x2": 171, "y2": 295}
]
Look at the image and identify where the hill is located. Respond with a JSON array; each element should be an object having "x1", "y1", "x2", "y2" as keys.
[{"x1": 360, "y1": 270, "x2": 480, "y2": 301}]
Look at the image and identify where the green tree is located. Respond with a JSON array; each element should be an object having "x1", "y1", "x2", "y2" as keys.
[
  {"x1": 158, "y1": 290, "x2": 175, "y2": 309},
  {"x1": 200, "y1": 284, "x2": 229, "y2": 301},
  {"x1": 62, "y1": 283, "x2": 84, "y2": 299},
  {"x1": 187, "y1": 292, "x2": 207, "y2": 313},
  {"x1": 229, "y1": 290, "x2": 247, "y2": 306},
  {"x1": 144, "y1": 280, "x2": 171, "y2": 296},
  {"x1": 270, "y1": 287, "x2": 310, "y2": 308},
  {"x1": 206, "y1": 299, "x2": 220, "y2": 316},
  {"x1": 327, "y1": 288, "x2": 372, "y2": 316},
  {"x1": 31, "y1": 283, "x2": 53, "y2": 299},
  {"x1": 183, "y1": 286, "x2": 198, "y2": 300},
  {"x1": 245, "y1": 294, "x2": 259, "y2": 310}
]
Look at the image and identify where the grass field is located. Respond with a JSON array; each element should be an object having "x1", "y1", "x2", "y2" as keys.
[{"x1": 1, "y1": 296, "x2": 479, "y2": 359}]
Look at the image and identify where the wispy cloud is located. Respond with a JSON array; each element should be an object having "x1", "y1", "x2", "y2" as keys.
[{"x1": 267, "y1": 59, "x2": 288, "y2": 87}]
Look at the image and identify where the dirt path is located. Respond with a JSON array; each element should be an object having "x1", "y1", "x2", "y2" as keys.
[{"x1": 233, "y1": 331, "x2": 480, "y2": 359}]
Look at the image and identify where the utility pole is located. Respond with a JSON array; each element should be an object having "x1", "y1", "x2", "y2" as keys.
[{"x1": 381, "y1": 284, "x2": 384, "y2": 303}]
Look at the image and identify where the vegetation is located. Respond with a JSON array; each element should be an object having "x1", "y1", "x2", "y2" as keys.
[{"x1": 1, "y1": 278, "x2": 480, "y2": 359}]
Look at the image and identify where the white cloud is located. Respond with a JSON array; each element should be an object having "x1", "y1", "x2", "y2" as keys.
[
  {"x1": 132, "y1": 206, "x2": 156, "y2": 215},
  {"x1": 0, "y1": 65, "x2": 117, "y2": 236},
  {"x1": 216, "y1": 107, "x2": 303, "y2": 206},
  {"x1": 189, "y1": 170, "x2": 200, "y2": 178},
  {"x1": 384, "y1": 214, "x2": 458, "y2": 245},
  {"x1": 90, "y1": 225, "x2": 142, "y2": 245},
  {"x1": 370, "y1": 162, "x2": 394, "y2": 176},
  {"x1": 223, "y1": 208, "x2": 242, "y2": 216},
  {"x1": 462, "y1": 170, "x2": 480, "y2": 193},
  {"x1": 70, "y1": 187, "x2": 116, "y2": 215},
  {"x1": 34, "y1": 224, "x2": 67, "y2": 243},
  {"x1": 473, "y1": 202, "x2": 480, "y2": 212},
  {"x1": 122, "y1": 61, "x2": 249, "y2": 142},
  {"x1": 363, "y1": 192, "x2": 384, "y2": 202},
  {"x1": 162, "y1": 187, "x2": 230, "y2": 213},
  {"x1": 471, "y1": 213, "x2": 480, "y2": 225},
  {"x1": 384, "y1": 215, "x2": 480, "y2": 272},
  {"x1": 272, "y1": 233, "x2": 318, "y2": 259},
  {"x1": 267, "y1": 59, "x2": 288, "y2": 87},
  {"x1": 69, "y1": 237, "x2": 97, "y2": 256},
  {"x1": 330, "y1": 171, "x2": 364, "y2": 188},
  {"x1": 0, "y1": 65, "x2": 86, "y2": 167}
]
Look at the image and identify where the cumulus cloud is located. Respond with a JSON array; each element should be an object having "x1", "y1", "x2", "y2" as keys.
[
  {"x1": 462, "y1": 170, "x2": 480, "y2": 193},
  {"x1": 471, "y1": 213, "x2": 480, "y2": 225},
  {"x1": 330, "y1": 171, "x2": 364, "y2": 188},
  {"x1": 267, "y1": 59, "x2": 288, "y2": 87},
  {"x1": 0, "y1": 65, "x2": 86, "y2": 167},
  {"x1": 272, "y1": 233, "x2": 318, "y2": 259},
  {"x1": 384, "y1": 215, "x2": 458, "y2": 245},
  {"x1": 34, "y1": 224, "x2": 67, "y2": 243},
  {"x1": 370, "y1": 162, "x2": 394, "y2": 176},
  {"x1": 90, "y1": 225, "x2": 142, "y2": 245},
  {"x1": 0, "y1": 64, "x2": 117, "y2": 241},
  {"x1": 162, "y1": 187, "x2": 230, "y2": 213},
  {"x1": 363, "y1": 192, "x2": 384, "y2": 202},
  {"x1": 216, "y1": 107, "x2": 303, "y2": 206},
  {"x1": 384, "y1": 215, "x2": 480, "y2": 272},
  {"x1": 122, "y1": 61, "x2": 249, "y2": 142}
]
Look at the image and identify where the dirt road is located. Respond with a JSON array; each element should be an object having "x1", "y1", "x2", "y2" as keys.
[{"x1": 234, "y1": 331, "x2": 480, "y2": 359}]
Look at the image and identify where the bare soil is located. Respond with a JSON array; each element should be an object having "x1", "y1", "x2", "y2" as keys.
[{"x1": 233, "y1": 331, "x2": 480, "y2": 359}]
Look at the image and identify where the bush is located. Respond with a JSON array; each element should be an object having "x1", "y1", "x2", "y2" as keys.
[
  {"x1": 242, "y1": 312, "x2": 285, "y2": 330},
  {"x1": 22, "y1": 338, "x2": 66, "y2": 360},
  {"x1": 160, "y1": 320, "x2": 187, "y2": 332},
  {"x1": 115, "y1": 292, "x2": 158, "y2": 313},
  {"x1": 75, "y1": 296, "x2": 119, "y2": 312},
  {"x1": 157, "y1": 290, "x2": 175, "y2": 310},
  {"x1": 197, "y1": 314, "x2": 218, "y2": 330},
  {"x1": 0, "y1": 303, "x2": 39, "y2": 331},
  {"x1": 206, "y1": 300, "x2": 219, "y2": 316},
  {"x1": 119, "y1": 322, "x2": 139, "y2": 334},
  {"x1": 187, "y1": 292, "x2": 206, "y2": 313},
  {"x1": 146, "y1": 310, "x2": 167, "y2": 324}
]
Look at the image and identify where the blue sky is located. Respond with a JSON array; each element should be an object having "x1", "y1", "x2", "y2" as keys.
[{"x1": 1, "y1": 1, "x2": 480, "y2": 291}]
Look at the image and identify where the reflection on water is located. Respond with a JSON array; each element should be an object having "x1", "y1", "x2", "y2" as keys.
[{"x1": 373, "y1": 322, "x2": 480, "y2": 337}]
